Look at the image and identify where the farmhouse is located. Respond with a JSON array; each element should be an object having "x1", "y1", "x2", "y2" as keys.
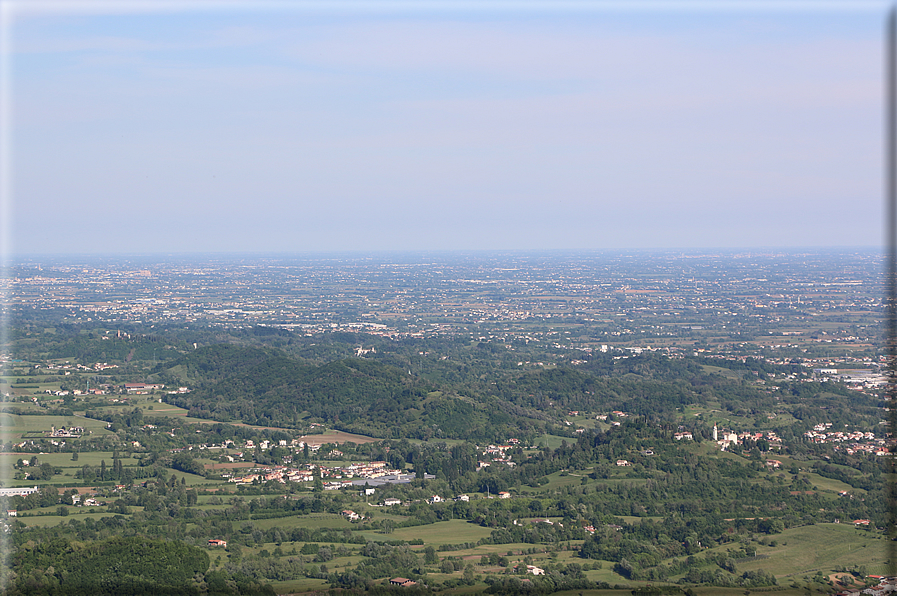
[
  {"x1": 514, "y1": 565, "x2": 545, "y2": 575},
  {"x1": 208, "y1": 539, "x2": 227, "y2": 547},
  {"x1": 389, "y1": 578, "x2": 416, "y2": 587}
]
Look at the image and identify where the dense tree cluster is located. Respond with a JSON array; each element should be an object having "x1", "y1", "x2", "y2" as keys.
[{"x1": 10, "y1": 536, "x2": 215, "y2": 596}]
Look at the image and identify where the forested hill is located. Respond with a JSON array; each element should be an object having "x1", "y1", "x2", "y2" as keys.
[
  {"x1": 153, "y1": 344, "x2": 841, "y2": 444},
  {"x1": 158, "y1": 345, "x2": 545, "y2": 441}
]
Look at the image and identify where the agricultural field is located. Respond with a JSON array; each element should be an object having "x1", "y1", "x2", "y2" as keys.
[
  {"x1": 735, "y1": 523, "x2": 888, "y2": 579},
  {"x1": 1, "y1": 413, "x2": 115, "y2": 441},
  {"x1": 358, "y1": 520, "x2": 494, "y2": 545}
]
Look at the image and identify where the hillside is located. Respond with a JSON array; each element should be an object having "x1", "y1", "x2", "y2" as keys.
[{"x1": 158, "y1": 345, "x2": 544, "y2": 440}]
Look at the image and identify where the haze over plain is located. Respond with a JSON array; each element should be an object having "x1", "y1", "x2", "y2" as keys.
[{"x1": 4, "y1": 2, "x2": 886, "y2": 254}]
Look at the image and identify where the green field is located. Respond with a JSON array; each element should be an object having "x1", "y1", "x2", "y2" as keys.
[
  {"x1": 268, "y1": 578, "x2": 330, "y2": 593},
  {"x1": 804, "y1": 471, "x2": 862, "y2": 495},
  {"x1": 358, "y1": 519, "x2": 493, "y2": 545},
  {"x1": 700, "y1": 364, "x2": 744, "y2": 379},
  {"x1": 18, "y1": 451, "x2": 141, "y2": 468},
  {"x1": 533, "y1": 434, "x2": 571, "y2": 450},
  {"x1": 15, "y1": 510, "x2": 126, "y2": 527},
  {"x1": 0, "y1": 414, "x2": 114, "y2": 439},
  {"x1": 251, "y1": 513, "x2": 355, "y2": 531},
  {"x1": 736, "y1": 522, "x2": 888, "y2": 579}
]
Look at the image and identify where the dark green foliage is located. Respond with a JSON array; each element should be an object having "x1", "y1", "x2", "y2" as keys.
[
  {"x1": 160, "y1": 345, "x2": 536, "y2": 440},
  {"x1": 158, "y1": 343, "x2": 803, "y2": 442},
  {"x1": 171, "y1": 451, "x2": 207, "y2": 476},
  {"x1": 331, "y1": 542, "x2": 425, "y2": 584},
  {"x1": 11, "y1": 536, "x2": 209, "y2": 596}
]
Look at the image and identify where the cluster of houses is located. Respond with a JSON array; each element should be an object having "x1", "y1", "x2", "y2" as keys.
[
  {"x1": 595, "y1": 411, "x2": 629, "y2": 429},
  {"x1": 518, "y1": 518, "x2": 601, "y2": 535},
  {"x1": 676, "y1": 421, "x2": 882, "y2": 457},
  {"x1": 841, "y1": 443, "x2": 890, "y2": 457},
  {"x1": 561, "y1": 410, "x2": 636, "y2": 433},
  {"x1": 673, "y1": 426, "x2": 787, "y2": 453},
  {"x1": 70, "y1": 495, "x2": 103, "y2": 507},
  {"x1": 804, "y1": 424, "x2": 886, "y2": 456},
  {"x1": 40, "y1": 361, "x2": 119, "y2": 373},
  {"x1": 226, "y1": 461, "x2": 404, "y2": 486},
  {"x1": 171, "y1": 437, "x2": 320, "y2": 458},
  {"x1": 709, "y1": 425, "x2": 784, "y2": 452},
  {"x1": 41, "y1": 383, "x2": 167, "y2": 398},
  {"x1": 680, "y1": 422, "x2": 810, "y2": 455},
  {"x1": 375, "y1": 493, "x2": 505, "y2": 507},
  {"x1": 430, "y1": 493, "x2": 506, "y2": 503},
  {"x1": 479, "y1": 443, "x2": 522, "y2": 469},
  {"x1": 737, "y1": 430, "x2": 783, "y2": 448},
  {"x1": 122, "y1": 383, "x2": 165, "y2": 394},
  {"x1": 43, "y1": 380, "x2": 170, "y2": 397}
]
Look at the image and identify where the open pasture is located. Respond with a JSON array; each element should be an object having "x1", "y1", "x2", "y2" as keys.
[
  {"x1": 357, "y1": 519, "x2": 493, "y2": 545},
  {"x1": 297, "y1": 431, "x2": 379, "y2": 446},
  {"x1": 1, "y1": 414, "x2": 114, "y2": 439},
  {"x1": 803, "y1": 471, "x2": 862, "y2": 495},
  {"x1": 727, "y1": 522, "x2": 887, "y2": 579},
  {"x1": 700, "y1": 364, "x2": 744, "y2": 379},
  {"x1": 251, "y1": 513, "x2": 355, "y2": 531},
  {"x1": 21, "y1": 451, "x2": 140, "y2": 468},
  {"x1": 268, "y1": 578, "x2": 329, "y2": 594},
  {"x1": 435, "y1": 541, "x2": 564, "y2": 560},
  {"x1": 140, "y1": 404, "x2": 191, "y2": 417},
  {"x1": 533, "y1": 434, "x2": 571, "y2": 450},
  {"x1": 15, "y1": 510, "x2": 126, "y2": 527}
]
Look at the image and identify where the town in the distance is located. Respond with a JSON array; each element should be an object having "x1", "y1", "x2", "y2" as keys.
[{"x1": 0, "y1": 249, "x2": 890, "y2": 596}]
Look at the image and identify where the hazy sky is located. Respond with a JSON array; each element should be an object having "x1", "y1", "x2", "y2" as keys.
[{"x1": 3, "y1": 1, "x2": 889, "y2": 254}]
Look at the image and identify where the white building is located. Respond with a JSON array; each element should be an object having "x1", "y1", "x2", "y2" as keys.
[{"x1": 0, "y1": 486, "x2": 39, "y2": 497}]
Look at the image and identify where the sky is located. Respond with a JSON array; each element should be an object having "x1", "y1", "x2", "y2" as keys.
[{"x1": 1, "y1": 1, "x2": 890, "y2": 255}]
